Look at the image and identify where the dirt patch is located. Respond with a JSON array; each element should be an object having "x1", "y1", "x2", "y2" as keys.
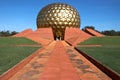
[
  {"x1": 77, "y1": 44, "x2": 102, "y2": 47},
  {"x1": 16, "y1": 44, "x2": 41, "y2": 47}
]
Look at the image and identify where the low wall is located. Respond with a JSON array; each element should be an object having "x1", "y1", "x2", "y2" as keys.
[
  {"x1": 75, "y1": 47, "x2": 120, "y2": 80},
  {"x1": 0, "y1": 48, "x2": 44, "y2": 80}
]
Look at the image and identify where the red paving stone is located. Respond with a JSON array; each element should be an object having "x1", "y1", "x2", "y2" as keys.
[
  {"x1": 3, "y1": 41, "x2": 111, "y2": 80},
  {"x1": 62, "y1": 41, "x2": 111, "y2": 80},
  {"x1": 39, "y1": 41, "x2": 80, "y2": 80},
  {"x1": 8, "y1": 41, "x2": 56, "y2": 80}
]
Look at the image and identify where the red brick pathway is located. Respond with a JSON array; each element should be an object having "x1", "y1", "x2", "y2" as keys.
[
  {"x1": 9, "y1": 41, "x2": 56, "y2": 80},
  {"x1": 62, "y1": 41, "x2": 111, "y2": 80},
  {"x1": 39, "y1": 41, "x2": 80, "y2": 80},
  {"x1": 8, "y1": 41, "x2": 111, "y2": 80}
]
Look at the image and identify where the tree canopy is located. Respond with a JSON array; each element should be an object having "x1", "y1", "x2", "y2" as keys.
[
  {"x1": 82, "y1": 26, "x2": 95, "y2": 30},
  {"x1": 101, "y1": 30, "x2": 120, "y2": 36},
  {"x1": 0, "y1": 30, "x2": 18, "y2": 37}
]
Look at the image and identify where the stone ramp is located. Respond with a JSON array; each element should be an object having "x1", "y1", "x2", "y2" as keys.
[
  {"x1": 4, "y1": 41, "x2": 111, "y2": 80},
  {"x1": 62, "y1": 41, "x2": 111, "y2": 80},
  {"x1": 8, "y1": 41, "x2": 56, "y2": 80},
  {"x1": 26, "y1": 28, "x2": 54, "y2": 46},
  {"x1": 13, "y1": 28, "x2": 54, "y2": 46},
  {"x1": 85, "y1": 28, "x2": 104, "y2": 36},
  {"x1": 28, "y1": 28, "x2": 54, "y2": 40},
  {"x1": 13, "y1": 29, "x2": 33, "y2": 37},
  {"x1": 26, "y1": 36, "x2": 52, "y2": 46},
  {"x1": 39, "y1": 41, "x2": 80, "y2": 80},
  {"x1": 8, "y1": 41, "x2": 80, "y2": 80},
  {"x1": 65, "y1": 28, "x2": 92, "y2": 46}
]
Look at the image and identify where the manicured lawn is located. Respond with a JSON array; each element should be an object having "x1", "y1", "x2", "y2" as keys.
[
  {"x1": 80, "y1": 36, "x2": 120, "y2": 45},
  {"x1": 0, "y1": 37, "x2": 41, "y2": 75},
  {"x1": 77, "y1": 36, "x2": 120, "y2": 74},
  {"x1": 0, "y1": 37, "x2": 39, "y2": 45}
]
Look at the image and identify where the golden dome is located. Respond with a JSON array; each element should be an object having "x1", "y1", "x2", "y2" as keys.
[{"x1": 37, "y1": 3, "x2": 80, "y2": 28}]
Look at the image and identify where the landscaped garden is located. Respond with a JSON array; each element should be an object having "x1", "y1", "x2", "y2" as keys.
[
  {"x1": 0, "y1": 37, "x2": 41, "y2": 75},
  {"x1": 76, "y1": 36, "x2": 120, "y2": 74}
]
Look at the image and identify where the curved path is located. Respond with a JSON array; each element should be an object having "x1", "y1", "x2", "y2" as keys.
[{"x1": 8, "y1": 41, "x2": 111, "y2": 80}]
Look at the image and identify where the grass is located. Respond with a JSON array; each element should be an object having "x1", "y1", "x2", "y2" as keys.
[
  {"x1": 0, "y1": 37, "x2": 41, "y2": 75},
  {"x1": 80, "y1": 36, "x2": 120, "y2": 45},
  {"x1": 0, "y1": 37, "x2": 39, "y2": 45},
  {"x1": 77, "y1": 36, "x2": 120, "y2": 74}
]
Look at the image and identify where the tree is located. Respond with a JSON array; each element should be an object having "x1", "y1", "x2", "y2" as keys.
[
  {"x1": 101, "y1": 30, "x2": 120, "y2": 36},
  {"x1": 83, "y1": 26, "x2": 95, "y2": 30},
  {"x1": 0, "y1": 30, "x2": 18, "y2": 37},
  {"x1": 11, "y1": 31, "x2": 18, "y2": 35}
]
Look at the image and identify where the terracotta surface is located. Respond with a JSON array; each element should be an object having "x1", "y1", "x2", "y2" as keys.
[
  {"x1": 65, "y1": 28, "x2": 92, "y2": 46},
  {"x1": 39, "y1": 41, "x2": 80, "y2": 80},
  {"x1": 85, "y1": 28, "x2": 104, "y2": 36},
  {"x1": 27, "y1": 28, "x2": 54, "y2": 40},
  {"x1": 0, "y1": 48, "x2": 44, "y2": 80},
  {"x1": 13, "y1": 28, "x2": 54, "y2": 46},
  {"x1": 26, "y1": 36, "x2": 52, "y2": 46},
  {"x1": 8, "y1": 41, "x2": 56, "y2": 80},
  {"x1": 6, "y1": 41, "x2": 111, "y2": 80},
  {"x1": 13, "y1": 28, "x2": 33, "y2": 37},
  {"x1": 62, "y1": 41, "x2": 111, "y2": 80}
]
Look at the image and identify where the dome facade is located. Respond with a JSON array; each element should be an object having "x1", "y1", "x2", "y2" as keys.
[{"x1": 37, "y1": 3, "x2": 80, "y2": 28}]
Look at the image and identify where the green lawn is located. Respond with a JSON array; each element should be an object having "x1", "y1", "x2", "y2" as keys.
[
  {"x1": 77, "y1": 36, "x2": 120, "y2": 74},
  {"x1": 0, "y1": 37, "x2": 39, "y2": 45},
  {"x1": 0, "y1": 37, "x2": 41, "y2": 75},
  {"x1": 80, "y1": 36, "x2": 120, "y2": 45}
]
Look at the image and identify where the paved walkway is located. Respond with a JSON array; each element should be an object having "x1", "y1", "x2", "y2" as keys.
[
  {"x1": 39, "y1": 41, "x2": 80, "y2": 80},
  {"x1": 9, "y1": 41, "x2": 56, "y2": 80},
  {"x1": 62, "y1": 41, "x2": 111, "y2": 80},
  {"x1": 9, "y1": 41, "x2": 111, "y2": 80}
]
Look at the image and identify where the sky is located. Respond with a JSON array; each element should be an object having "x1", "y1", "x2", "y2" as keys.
[{"x1": 0, "y1": 0, "x2": 120, "y2": 32}]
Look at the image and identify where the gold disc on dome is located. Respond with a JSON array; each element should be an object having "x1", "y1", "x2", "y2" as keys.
[{"x1": 37, "y1": 3, "x2": 80, "y2": 28}]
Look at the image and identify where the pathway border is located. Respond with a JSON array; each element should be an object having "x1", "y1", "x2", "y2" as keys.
[
  {"x1": 0, "y1": 48, "x2": 44, "y2": 80},
  {"x1": 75, "y1": 47, "x2": 120, "y2": 80}
]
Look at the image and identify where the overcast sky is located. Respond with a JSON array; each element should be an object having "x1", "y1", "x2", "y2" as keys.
[{"x1": 0, "y1": 0, "x2": 120, "y2": 32}]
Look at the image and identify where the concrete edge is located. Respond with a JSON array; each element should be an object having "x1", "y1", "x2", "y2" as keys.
[
  {"x1": 0, "y1": 48, "x2": 44, "y2": 80},
  {"x1": 75, "y1": 47, "x2": 120, "y2": 80}
]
